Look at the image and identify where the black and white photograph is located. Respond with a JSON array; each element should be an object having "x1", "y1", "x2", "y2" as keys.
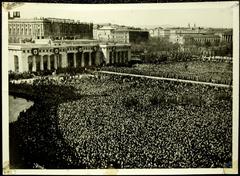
[{"x1": 2, "y1": 1, "x2": 239, "y2": 175}]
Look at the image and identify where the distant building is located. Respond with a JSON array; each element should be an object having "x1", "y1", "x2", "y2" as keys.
[
  {"x1": 215, "y1": 29, "x2": 233, "y2": 43},
  {"x1": 149, "y1": 25, "x2": 233, "y2": 47},
  {"x1": 149, "y1": 27, "x2": 171, "y2": 38},
  {"x1": 93, "y1": 26, "x2": 149, "y2": 43},
  {"x1": 149, "y1": 27, "x2": 163, "y2": 37},
  {"x1": 93, "y1": 26, "x2": 116, "y2": 42},
  {"x1": 150, "y1": 25, "x2": 202, "y2": 37},
  {"x1": 183, "y1": 34, "x2": 221, "y2": 45},
  {"x1": 8, "y1": 11, "x2": 93, "y2": 43}
]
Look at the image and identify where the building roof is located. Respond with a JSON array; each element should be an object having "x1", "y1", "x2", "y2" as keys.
[
  {"x1": 115, "y1": 29, "x2": 148, "y2": 32},
  {"x1": 222, "y1": 30, "x2": 233, "y2": 35},
  {"x1": 184, "y1": 34, "x2": 220, "y2": 39},
  {"x1": 99, "y1": 26, "x2": 116, "y2": 30},
  {"x1": 114, "y1": 29, "x2": 129, "y2": 32},
  {"x1": 8, "y1": 17, "x2": 91, "y2": 25}
]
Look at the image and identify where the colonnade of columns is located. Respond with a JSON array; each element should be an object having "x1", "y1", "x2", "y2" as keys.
[
  {"x1": 28, "y1": 51, "x2": 96, "y2": 72},
  {"x1": 70, "y1": 51, "x2": 93, "y2": 68},
  {"x1": 12, "y1": 45, "x2": 131, "y2": 73},
  {"x1": 30, "y1": 54, "x2": 61, "y2": 72},
  {"x1": 27, "y1": 54, "x2": 64, "y2": 71},
  {"x1": 222, "y1": 35, "x2": 232, "y2": 43},
  {"x1": 109, "y1": 50, "x2": 129, "y2": 65}
]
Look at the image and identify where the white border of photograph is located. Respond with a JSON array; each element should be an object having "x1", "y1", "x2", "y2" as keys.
[{"x1": 2, "y1": 1, "x2": 239, "y2": 175}]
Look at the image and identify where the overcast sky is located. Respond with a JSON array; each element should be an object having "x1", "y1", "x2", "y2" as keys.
[{"x1": 7, "y1": 2, "x2": 234, "y2": 28}]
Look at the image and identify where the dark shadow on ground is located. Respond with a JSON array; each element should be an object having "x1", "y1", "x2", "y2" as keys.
[{"x1": 9, "y1": 80, "x2": 83, "y2": 169}]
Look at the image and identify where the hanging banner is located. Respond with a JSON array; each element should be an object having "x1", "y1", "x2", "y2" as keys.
[
  {"x1": 78, "y1": 46, "x2": 83, "y2": 53},
  {"x1": 93, "y1": 46, "x2": 98, "y2": 52},
  {"x1": 31, "y1": 48, "x2": 39, "y2": 55},
  {"x1": 54, "y1": 48, "x2": 59, "y2": 54}
]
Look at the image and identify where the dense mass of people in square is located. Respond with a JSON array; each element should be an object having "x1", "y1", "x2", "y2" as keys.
[
  {"x1": 101, "y1": 61, "x2": 233, "y2": 85},
  {"x1": 57, "y1": 74, "x2": 232, "y2": 168},
  {"x1": 10, "y1": 72, "x2": 232, "y2": 169}
]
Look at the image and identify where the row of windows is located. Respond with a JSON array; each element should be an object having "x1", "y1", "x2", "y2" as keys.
[
  {"x1": 9, "y1": 23, "x2": 43, "y2": 28},
  {"x1": 194, "y1": 38, "x2": 220, "y2": 42},
  {"x1": 22, "y1": 47, "x2": 97, "y2": 53},
  {"x1": 9, "y1": 28, "x2": 42, "y2": 35}
]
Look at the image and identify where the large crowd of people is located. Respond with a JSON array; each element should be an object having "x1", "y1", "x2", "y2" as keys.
[
  {"x1": 101, "y1": 61, "x2": 233, "y2": 85},
  {"x1": 10, "y1": 72, "x2": 232, "y2": 169},
  {"x1": 56, "y1": 74, "x2": 232, "y2": 168}
]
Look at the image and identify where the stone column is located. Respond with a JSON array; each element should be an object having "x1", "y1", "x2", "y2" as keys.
[
  {"x1": 61, "y1": 53, "x2": 67, "y2": 68},
  {"x1": 119, "y1": 51, "x2": 122, "y2": 63},
  {"x1": 47, "y1": 55, "x2": 51, "y2": 70},
  {"x1": 118, "y1": 52, "x2": 121, "y2": 63},
  {"x1": 122, "y1": 51, "x2": 124, "y2": 63},
  {"x1": 54, "y1": 55, "x2": 58, "y2": 69},
  {"x1": 95, "y1": 51, "x2": 100, "y2": 66},
  {"x1": 112, "y1": 51, "x2": 116, "y2": 64},
  {"x1": 116, "y1": 51, "x2": 118, "y2": 64},
  {"x1": 40, "y1": 55, "x2": 44, "y2": 70},
  {"x1": 73, "y1": 53, "x2": 77, "y2": 68},
  {"x1": 122, "y1": 52, "x2": 124, "y2": 64},
  {"x1": 81, "y1": 52, "x2": 85, "y2": 67},
  {"x1": 126, "y1": 51, "x2": 128, "y2": 63},
  {"x1": 21, "y1": 54, "x2": 28, "y2": 72},
  {"x1": 108, "y1": 51, "x2": 112, "y2": 65},
  {"x1": 88, "y1": 52, "x2": 92, "y2": 66},
  {"x1": 128, "y1": 50, "x2": 131, "y2": 62},
  {"x1": 32, "y1": 55, "x2": 36, "y2": 72},
  {"x1": 122, "y1": 51, "x2": 125, "y2": 63}
]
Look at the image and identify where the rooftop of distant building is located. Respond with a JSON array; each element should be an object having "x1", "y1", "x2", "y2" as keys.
[
  {"x1": 184, "y1": 34, "x2": 221, "y2": 38},
  {"x1": 8, "y1": 16, "x2": 92, "y2": 25}
]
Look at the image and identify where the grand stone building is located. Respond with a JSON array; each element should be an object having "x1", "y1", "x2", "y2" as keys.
[
  {"x1": 8, "y1": 39, "x2": 131, "y2": 73},
  {"x1": 183, "y1": 34, "x2": 221, "y2": 45},
  {"x1": 8, "y1": 12, "x2": 93, "y2": 43},
  {"x1": 93, "y1": 26, "x2": 149, "y2": 44},
  {"x1": 149, "y1": 25, "x2": 232, "y2": 45},
  {"x1": 215, "y1": 30, "x2": 233, "y2": 43}
]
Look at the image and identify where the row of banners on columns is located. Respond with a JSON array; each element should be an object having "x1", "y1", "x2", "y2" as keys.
[
  {"x1": 31, "y1": 46, "x2": 99, "y2": 56},
  {"x1": 25, "y1": 46, "x2": 130, "y2": 72}
]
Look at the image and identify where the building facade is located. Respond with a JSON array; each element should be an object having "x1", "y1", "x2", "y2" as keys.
[
  {"x1": 8, "y1": 40, "x2": 131, "y2": 73},
  {"x1": 215, "y1": 30, "x2": 233, "y2": 43},
  {"x1": 8, "y1": 13, "x2": 93, "y2": 43},
  {"x1": 149, "y1": 28, "x2": 171, "y2": 39},
  {"x1": 149, "y1": 25, "x2": 226, "y2": 45},
  {"x1": 93, "y1": 26, "x2": 149, "y2": 43},
  {"x1": 183, "y1": 34, "x2": 221, "y2": 45}
]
